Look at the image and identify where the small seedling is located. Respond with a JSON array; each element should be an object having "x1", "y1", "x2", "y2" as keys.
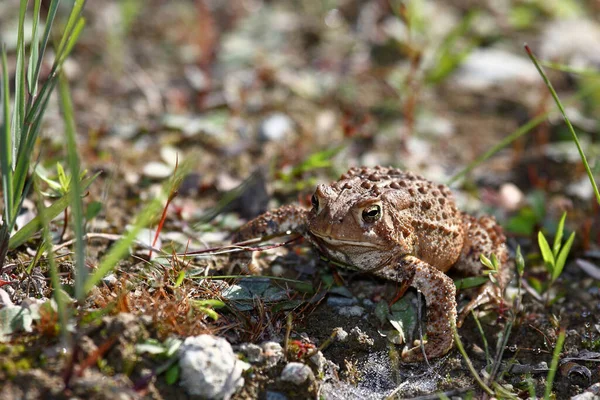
[{"x1": 537, "y1": 212, "x2": 575, "y2": 303}]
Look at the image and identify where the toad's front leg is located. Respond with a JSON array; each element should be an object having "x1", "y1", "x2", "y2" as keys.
[
  {"x1": 376, "y1": 255, "x2": 457, "y2": 362},
  {"x1": 233, "y1": 205, "x2": 309, "y2": 243},
  {"x1": 231, "y1": 205, "x2": 309, "y2": 272}
]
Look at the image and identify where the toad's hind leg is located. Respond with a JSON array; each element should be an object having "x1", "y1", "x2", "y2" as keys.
[
  {"x1": 376, "y1": 256, "x2": 457, "y2": 362},
  {"x1": 455, "y1": 213, "x2": 510, "y2": 325}
]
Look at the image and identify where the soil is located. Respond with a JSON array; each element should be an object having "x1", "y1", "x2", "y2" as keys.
[{"x1": 1, "y1": 0, "x2": 600, "y2": 399}]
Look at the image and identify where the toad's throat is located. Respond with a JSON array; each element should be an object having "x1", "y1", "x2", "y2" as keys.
[{"x1": 309, "y1": 230, "x2": 384, "y2": 249}]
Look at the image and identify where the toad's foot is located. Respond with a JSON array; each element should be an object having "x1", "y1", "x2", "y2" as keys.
[{"x1": 376, "y1": 255, "x2": 457, "y2": 362}]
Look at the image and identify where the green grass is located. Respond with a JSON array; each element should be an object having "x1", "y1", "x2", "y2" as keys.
[
  {"x1": 0, "y1": 0, "x2": 86, "y2": 270},
  {"x1": 525, "y1": 44, "x2": 600, "y2": 205}
]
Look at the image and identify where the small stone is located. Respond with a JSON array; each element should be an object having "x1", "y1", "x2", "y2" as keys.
[
  {"x1": 261, "y1": 342, "x2": 284, "y2": 367},
  {"x1": 258, "y1": 113, "x2": 295, "y2": 142},
  {"x1": 337, "y1": 306, "x2": 365, "y2": 317},
  {"x1": 179, "y1": 335, "x2": 249, "y2": 399},
  {"x1": 540, "y1": 19, "x2": 600, "y2": 69},
  {"x1": 239, "y1": 343, "x2": 263, "y2": 363},
  {"x1": 498, "y1": 183, "x2": 523, "y2": 211},
  {"x1": 0, "y1": 289, "x2": 14, "y2": 307},
  {"x1": 280, "y1": 362, "x2": 314, "y2": 385},
  {"x1": 309, "y1": 351, "x2": 327, "y2": 374},
  {"x1": 142, "y1": 161, "x2": 173, "y2": 179},
  {"x1": 326, "y1": 296, "x2": 356, "y2": 307},
  {"x1": 265, "y1": 391, "x2": 288, "y2": 400},
  {"x1": 350, "y1": 327, "x2": 374, "y2": 347},
  {"x1": 333, "y1": 327, "x2": 348, "y2": 342},
  {"x1": 451, "y1": 48, "x2": 539, "y2": 91},
  {"x1": 102, "y1": 274, "x2": 118, "y2": 287}
]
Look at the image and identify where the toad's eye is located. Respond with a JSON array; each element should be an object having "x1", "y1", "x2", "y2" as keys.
[
  {"x1": 362, "y1": 205, "x2": 381, "y2": 223},
  {"x1": 311, "y1": 193, "x2": 319, "y2": 211}
]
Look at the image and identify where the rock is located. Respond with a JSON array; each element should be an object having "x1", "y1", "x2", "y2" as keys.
[
  {"x1": 280, "y1": 362, "x2": 314, "y2": 385},
  {"x1": 350, "y1": 327, "x2": 374, "y2": 347},
  {"x1": 261, "y1": 342, "x2": 284, "y2": 367},
  {"x1": 258, "y1": 113, "x2": 295, "y2": 142},
  {"x1": 451, "y1": 48, "x2": 539, "y2": 91},
  {"x1": 498, "y1": 183, "x2": 523, "y2": 211},
  {"x1": 239, "y1": 343, "x2": 263, "y2": 363},
  {"x1": 540, "y1": 19, "x2": 600, "y2": 69},
  {"x1": 326, "y1": 296, "x2": 357, "y2": 307},
  {"x1": 142, "y1": 161, "x2": 173, "y2": 179},
  {"x1": 337, "y1": 305, "x2": 365, "y2": 317},
  {"x1": 265, "y1": 391, "x2": 288, "y2": 400},
  {"x1": 102, "y1": 274, "x2": 118, "y2": 287},
  {"x1": 333, "y1": 327, "x2": 348, "y2": 342},
  {"x1": 179, "y1": 335, "x2": 249, "y2": 399},
  {"x1": 309, "y1": 351, "x2": 327, "y2": 374},
  {"x1": 0, "y1": 289, "x2": 14, "y2": 307}
]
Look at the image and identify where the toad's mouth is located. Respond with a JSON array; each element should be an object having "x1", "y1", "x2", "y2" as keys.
[{"x1": 309, "y1": 230, "x2": 384, "y2": 249}]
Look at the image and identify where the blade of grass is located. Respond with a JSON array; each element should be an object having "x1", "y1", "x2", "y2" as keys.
[
  {"x1": 34, "y1": 177, "x2": 71, "y2": 344},
  {"x1": 1, "y1": 47, "x2": 12, "y2": 223},
  {"x1": 83, "y1": 198, "x2": 163, "y2": 294},
  {"x1": 56, "y1": 17, "x2": 86, "y2": 67},
  {"x1": 525, "y1": 44, "x2": 600, "y2": 205},
  {"x1": 8, "y1": 173, "x2": 99, "y2": 249},
  {"x1": 56, "y1": 0, "x2": 86, "y2": 58},
  {"x1": 83, "y1": 160, "x2": 191, "y2": 294},
  {"x1": 27, "y1": 0, "x2": 42, "y2": 97},
  {"x1": 544, "y1": 328, "x2": 565, "y2": 399},
  {"x1": 58, "y1": 72, "x2": 85, "y2": 301},
  {"x1": 552, "y1": 212, "x2": 566, "y2": 258},
  {"x1": 553, "y1": 232, "x2": 575, "y2": 282},
  {"x1": 33, "y1": 0, "x2": 61, "y2": 92},
  {"x1": 538, "y1": 231, "x2": 555, "y2": 273},
  {"x1": 451, "y1": 319, "x2": 495, "y2": 396},
  {"x1": 11, "y1": 0, "x2": 28, "y2": 168}
]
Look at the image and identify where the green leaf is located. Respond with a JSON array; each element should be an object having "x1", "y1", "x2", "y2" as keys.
[
  {"x1": 8, "y1": 195, "x2": 69, "y2": 249},
  {"x1": 136, "y1": 342, "x2": 167, "y2": 355},
  {"x1": 8, "y1": 174, "x2": 98, "y2": 249},
  {"x1": 1, "y1": 47, "x2": 12, "y2": 225},
  {"x1": 56, "y1": 162, "x2": 69, "y2": 189},
  {"x1": 454, "y1": 276, "x2": 489, "y2": 290},
  {"x1": 174, "y1": 271, "x2": 185, "y2": 287},
  {"x1": 527, "y1": 276, "x2": 543, "y2": 295},
  {"x1": 194, "y1": 306, "x2": 219, "y2": 321},
  {"x1": 27, "y1": 0, "x2": 42, "y2": 96},
  {"x1": 56, "y1": 0, "x2": 86, "y2": 59},
  {"x1": 192, "y1": 299, "x2": 226, "y2": 308},
  {"x1": 515, "y1": 245, "x2": 525, "y2": 277},
  {"x1": 59, "y1": 72, "x2": 86, "y2": 301},
  {"x1": 479, "y1": 254, "x2": 493, "y2": 269},
  {"x1": 553, "y1": 232, "x2": 575, "y2": 282},
  {"x1": 165, "y1": 364, "x2": 180, "y2": 385},
  {"x1": 85, "y1": 201, "x2": 102, "y2": 221},
  {"x1": 57, "y1": 17, "x2": 86, "y2": 67},
  {"x1": 11, "y1": 0, "x2": 28, "y2": 165},
  {"x1": 33, "y1": 0, "x2": 60, "y2": 85},
  {"x1": 525, "y1": 44, "x2": 600, "y2": 206},
  {"x1": 553, "y1": 212, "x2": 567, "y2": 258},
  {"x1": 538, "y1": 231, "x2": 555, "y2": 274}
]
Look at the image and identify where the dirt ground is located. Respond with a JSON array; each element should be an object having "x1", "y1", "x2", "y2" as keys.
[{"x1": 1, "y1": 0, "x2": 600, "y2": 399}]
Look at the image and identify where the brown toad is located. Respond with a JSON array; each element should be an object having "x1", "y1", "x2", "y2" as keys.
[{"x1": 233, "y1": 166, "x2": 509, "y2": 362}]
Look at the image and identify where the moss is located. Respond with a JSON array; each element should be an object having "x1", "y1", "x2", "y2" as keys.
[{"x1": 1, "y1": 357, "x2": 31, "y2": 379}]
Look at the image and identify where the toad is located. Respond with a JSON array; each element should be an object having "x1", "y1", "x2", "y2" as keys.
[{"x1": 232, "y1": 166, "x2": 509, "y2": 362}]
